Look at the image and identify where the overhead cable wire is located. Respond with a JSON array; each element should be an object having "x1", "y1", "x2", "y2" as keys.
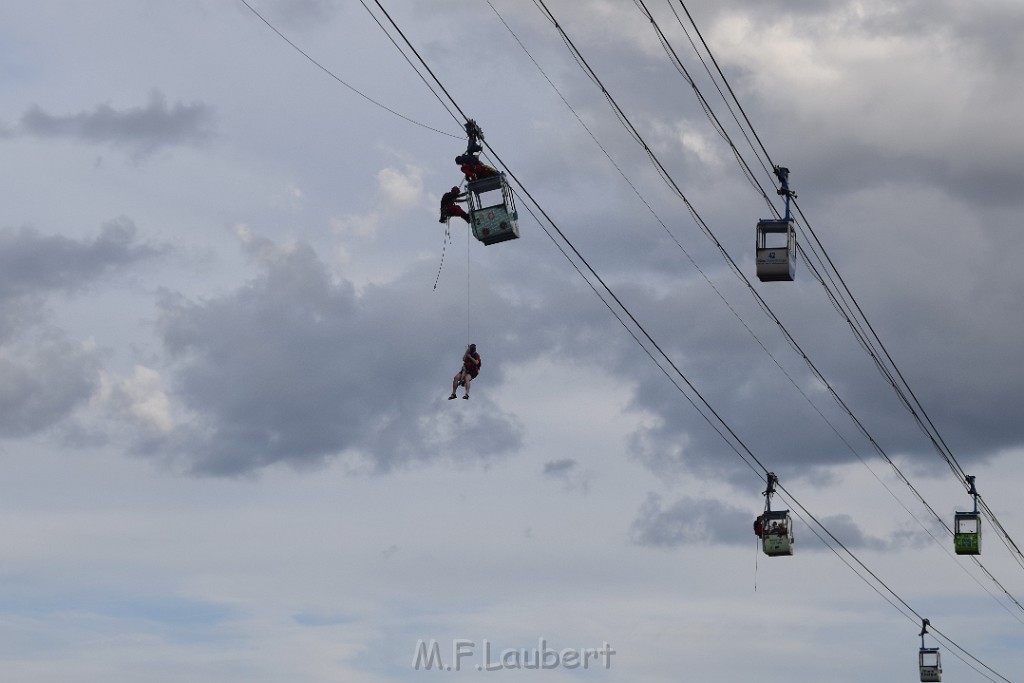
[
  {"x1": 632, "y1": 0, "x2": 769, "y2": 198},
  {"x1": 486, "y1": 0, "x2": 816, "y2": 409},
  {"x1": 792, "y1": 205, "x2": 1024, "y2": 577},
  {"x1": 534, "y1": 0, "x2": 1024, "y2": 643},
  {"x1": 486, "y1": 0, "x2": 1024, "y2": 627},
  {"x1": 634, "y1": 0, "x2": 1024, "y2": 608},
  {"x1": 236, "y1": 0, "x2": 460, "y2": 138},
  {"x1": 669, "y1": 0, "x2": 1024, "y2": 572},
  {"x1": 368, "y1": 0, "x2": 782, "y2": 489},
  {"x1": 670, "y1": 0, "x2": 967, "y2": 488},
  {"x1": 658, "y1": 0, "x2": 895, "y2": 369},
  {"x1": 670, "y1": 1, "x2": 774, "y2": 169},
  {"x1": 773, "y1": 487, "x2": 1007, "y2": 683},
  {"x1": 536, "y1": 0, "x2": 930, "y2": 532},
  {"x1": 362, "y1": 4, "x2": 1014, "y2": 677},
  {"x1": 537, "y1": 0, "x2": 1024, "y2": 626},
  {"x1": 661, "y1": 0, "x2": 910, "y2": 381},
  {"x1": 663, "y1": 0, "x2": 773, "y2": 183}
]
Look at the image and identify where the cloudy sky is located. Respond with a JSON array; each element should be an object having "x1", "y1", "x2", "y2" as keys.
[{"x1": 1, "y1": 0, "x2": 1023, "y2": 680}]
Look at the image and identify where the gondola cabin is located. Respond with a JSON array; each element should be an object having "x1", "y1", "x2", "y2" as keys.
[
  {"x1": 953, "y1": 511, "x2": 981, "y2": 555},
  {"x1": 467, "y1": 173, "x2": 519, "y2": 245},
  {"x1": 755, "y1": 218, "x2": 795, "y2": 281},
  {"x1": 919, "y1": 647, "x2": 942, "y2": 682},
  {"x1": 760, "y1": 510, "x2": 794, "y2": 556}
]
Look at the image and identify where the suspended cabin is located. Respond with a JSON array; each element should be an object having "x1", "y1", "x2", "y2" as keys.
[
  {"x1": 755, "y1": 472, "x2": 794, "y2": 556},
  {"x1": 954, "y1": 511, "x2": 981, "y2": 555},
  {"x1": 918, "y1": 618, "x2": 942, "y2": 682},
  {"x1": 919, "y1": 647, "x2": 942, "y2": 682},
  {"x1": 467, "y1": 172, "x2": 519, "y2": 245},
  {"x1": 759, "y1": 509, "x2": 794, "y2": 556},
  {"x1": 755, "y1": 218, "x2": 795, "y2": 282},
  {"x1": 954, "y1": 474, "x2": 981, "y2": 555},
  {"x1": 755, "y1": 165, "x2": 796, "y2": 282}
]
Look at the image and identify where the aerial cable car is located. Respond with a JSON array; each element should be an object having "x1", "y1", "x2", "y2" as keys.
[
  {"x1": 752, "y1": 472, "x2": 794, "y2": 556},
  {"x1": 954, "y1": 475, "x2": 982, "y2": 555},
  {"x1": 755, "y1": 166, "x2": 797, "y2": 282},
  {"x1": 457, "y1": 120, "x2": 520, "y2": 246},
  {"x1": 918, "y1": 619, "x2": 942, "y2": 682}
]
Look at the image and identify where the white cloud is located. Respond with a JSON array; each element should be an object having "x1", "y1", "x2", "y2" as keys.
[
  {"x1": 375, "y1": 164, "x2": 424, "y2": 208},
  {"x1": 111, "y1": 365, "x2": 174, "y2": 433}
]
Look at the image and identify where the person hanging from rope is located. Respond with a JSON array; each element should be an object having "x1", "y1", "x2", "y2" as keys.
[
  {"x1": 439, "y1": 185, "x2": 470, "y2": 224},
  {"x1": 449, "y1": 343, "x2": 481, "y2": 400}
]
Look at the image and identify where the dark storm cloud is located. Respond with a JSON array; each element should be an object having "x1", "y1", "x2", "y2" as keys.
[
  {"x1": 148, "y1": 232, "x2": 523, "y2": 476},
  {"x1": 18, "y1": 92, "x2": 214, "y2": 156},
  {"x1": 0, "y1": 220, "x2": 162, "y2": 435}
]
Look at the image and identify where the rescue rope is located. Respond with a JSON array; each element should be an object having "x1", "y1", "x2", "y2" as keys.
[
  {"x1": 753, "y1": 535, "x2": 759, "y2": 592},
  {"x1": 432, "y1": 219, "x2": 452, "y2": 291}
]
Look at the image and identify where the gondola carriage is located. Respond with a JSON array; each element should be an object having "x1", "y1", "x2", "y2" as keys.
[
  {"x1": 753, "y1": 472, "x2": 794, "y2": 557},
  {"x1": 919, "y1": 619, "x2": 942, "y2": 682},
  {"x1": 755, "y1": 166, "x2": 796, "y2": 282},
  {"x1": 467, "y1": 172, "x2": 519, "y2": 245},
  {"x1": 954, "y1": 475, "x2": 982, "y2": 555}
]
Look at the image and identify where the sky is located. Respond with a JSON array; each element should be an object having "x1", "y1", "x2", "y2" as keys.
[{"x1": 1, "y1": 0, "x2": 1023, "y2": 681}]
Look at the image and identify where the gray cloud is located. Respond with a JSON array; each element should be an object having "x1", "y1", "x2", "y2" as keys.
[
  {"x1": 0, "y1": 219, "x2": 162, "y2": 301},
  {"x1": 630, "y1": 493, "x2": 754, "y2": 547},
  {"x1": 815, "y1": 513, "x2": 890, "y2": 552},
  {"x1": 0, "y1": 331, "x2": 100, "y2": 437},
  {"x1": 542, "y1": 457, "x2": 592, "y2": 493},
  {"x1": 0, "y1": 220, "x2": 164, "y2": 435},
  {"x1": 18, "y1": 92, "x2": 214, "y2": 156},
  {"x1": 0, "y1": 218, "x2": 163, "y2": 342}
]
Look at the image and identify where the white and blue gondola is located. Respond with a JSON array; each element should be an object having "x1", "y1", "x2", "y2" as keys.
[{"x1": 467, "y1": 172, "x2": 519, "y2": 245}]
